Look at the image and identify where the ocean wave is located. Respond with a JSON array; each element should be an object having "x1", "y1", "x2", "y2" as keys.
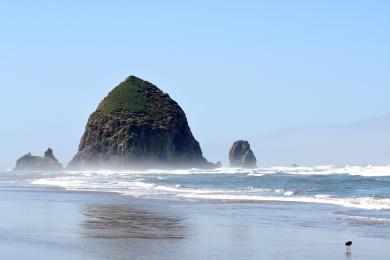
[
  {"x1": 30, "y1": 176, "x2": 390, "y2": 210},
  {"x1": 64, "y1": 167, "x2": 251, "y2": 176},
  {"x1": 332, "y1": 212, "x2": 390, "y2": 224},
  {"x1": 25, "y1": 164, "x2": 390, "y2": 212},
  {"x1": 274, "y1": 189, "x2": 296, "y2": 196},
  {"x1": 314, "y1": 194, "x2": 331, "y2": 199},
  {"x1": 248, "y1": 173, "x2": 265, "y2": 177},
  {"x1": 178, "y1": 194, "x2": 390, "y2": 210},
  {"x1": 58, "y1": 164, "x2": 390, "y2": 177},
  {"x1": 345, "y1": 165, "x2": 390, "y2": 177},
  {"x1": 253, "y1": 165, "x2": 390, "y2": 177}
]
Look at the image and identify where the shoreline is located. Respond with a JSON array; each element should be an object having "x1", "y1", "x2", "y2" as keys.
[{"x1": 0, "y1": 185, "x2": 390, "y2": 259}]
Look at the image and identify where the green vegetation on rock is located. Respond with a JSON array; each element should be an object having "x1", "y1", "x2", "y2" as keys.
[{"x1": 96, "y1": 76, "x2": 175, "y2": 121}]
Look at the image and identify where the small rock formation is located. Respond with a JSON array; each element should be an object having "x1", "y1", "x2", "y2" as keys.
[
  {"x1": 69, "y1": 76, "x2": 214, "y2": 169},
  {"x1": 229, "y1": 140, "x2": 257, "y2": 168},
  {"x1": 15, "y1": 148, "x2": 62, "y2": 171}
]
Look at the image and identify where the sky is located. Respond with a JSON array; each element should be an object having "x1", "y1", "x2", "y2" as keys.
[
  {"x1": 256, "y1": 113, "x2": 390, "y2": 166},
  {"x1": 0, "y1": 0, "x2": 389, "y2": 169}
]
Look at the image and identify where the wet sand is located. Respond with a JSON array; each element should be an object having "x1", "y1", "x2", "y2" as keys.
[{"x1": 0, "y1": 186, "x2": 389, "y2": 260}]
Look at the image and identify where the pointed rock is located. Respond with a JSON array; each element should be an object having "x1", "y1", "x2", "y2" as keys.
[{"x1": 69, "y1": 76, "x2": 213, "y2": 169}]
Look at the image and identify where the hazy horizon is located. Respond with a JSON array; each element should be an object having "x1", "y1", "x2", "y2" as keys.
[
  {"x1": 1, "y1": 1, "x2": 389, "y2": 169},
  {"x1": 1, "y1": 112, "x2": 389, "y2": 170}
]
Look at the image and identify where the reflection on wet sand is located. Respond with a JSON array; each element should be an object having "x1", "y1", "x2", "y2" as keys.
[{"x1": 80, "y1": 204, "x2": 186, "y2": 239}]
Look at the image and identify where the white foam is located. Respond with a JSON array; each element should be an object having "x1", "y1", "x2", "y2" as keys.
[
  {"x1": 251, "y1": 165, "x2": 390, "y2": 177},
  {"x1": 28, "y1": 164, "x2": 390, "y2": 211},
  {"x1": 344, "y1": 165, "x2": 390, "y2": 177},
  {"x1": 63, "y1": 167, "x2": 251, "y2": 176},
  {"x1": 61, "y1": 165, "x2": 390, "y2": 177},
  {"x1": 333, "y1": 213, "x2": 390, "y2": 224},
  {"x1": 248, "y1": 173, "x2": 265, "y2": 177},
  {"x1": 178, "y1": 194, "x2": 390, "y2": 210},
  {"x1": 33, "y1": 176, "x2": 390, "y2": 210},
  {"x1": 274, "y1": 189, "x2": 295, "y2": 196},
  {"x1": 32, "y1": 178, "x2": 92, "y2": 190},
  {"x1": 314, "y1": 194, "x2": 331, "y2": 199}
]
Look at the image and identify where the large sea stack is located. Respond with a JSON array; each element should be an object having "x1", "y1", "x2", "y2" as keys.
[
  {"x1": 69, "y1": 76, "x2": 213, "y2": 169},
  {"x1": 229, "y1": 140, "x2": 257, "y2": 169},
  {"x1": 15, "y1": 148, "x2": 62, "y2": 171}
]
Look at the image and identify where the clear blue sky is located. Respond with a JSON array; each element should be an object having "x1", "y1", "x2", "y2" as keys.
[{"x1": 0, "y1": 1, "x2": 389, "y2": 169}]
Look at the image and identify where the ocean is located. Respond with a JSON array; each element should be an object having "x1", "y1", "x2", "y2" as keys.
[
  {"x1": 1, "y1": 165, "x2": 390, "y2": 259},
  {"x1": 2, "y1": 165, "x2": 390, "y2": 238}
]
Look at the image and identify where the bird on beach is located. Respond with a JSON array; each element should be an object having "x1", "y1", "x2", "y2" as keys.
[{"x1": 345, "y1": 241, "x2": 352, "y2": 251}]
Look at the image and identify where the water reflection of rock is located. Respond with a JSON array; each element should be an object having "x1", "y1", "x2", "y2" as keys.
[{"x1": 80, "y1": 204, "x2": 186, "y2": 239}]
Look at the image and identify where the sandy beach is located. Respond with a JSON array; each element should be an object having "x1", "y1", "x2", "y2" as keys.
[{"x1": 0, "y1": 185, "x2": 389, "y2": 260}]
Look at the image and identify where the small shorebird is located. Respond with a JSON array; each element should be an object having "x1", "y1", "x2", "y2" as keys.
[{"x1": 345, "y1": 241, "x2": 352, "y2": 251}]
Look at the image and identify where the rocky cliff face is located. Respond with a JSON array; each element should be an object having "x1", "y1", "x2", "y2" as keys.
[
  {"x1": 15, "y1": 148, "x2": 62, "y2": 171},
  {"x1": 69, "y1": 76, "x2": 212, "y2": 169},
  {"x1": 229, "y1": 140, "x2": 257, "y2": 168}
]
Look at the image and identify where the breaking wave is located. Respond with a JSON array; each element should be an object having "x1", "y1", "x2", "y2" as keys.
[
  {"x1": 60, "y1": 164, "x2": 390, "y2": 177},
  {"x1": 0, "y1": 164, "x2": 385, "y2": 212},
  {"x1": 30, "y1": 171, "x2": 390, "y2": 210}
]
